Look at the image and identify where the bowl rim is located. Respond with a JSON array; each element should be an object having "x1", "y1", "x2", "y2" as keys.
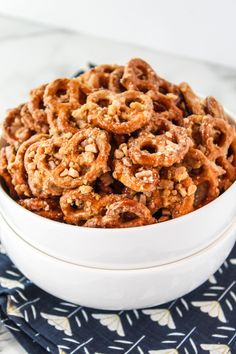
[{"x1": 0, "y1": 108, "x2": 236, "y2": 233}]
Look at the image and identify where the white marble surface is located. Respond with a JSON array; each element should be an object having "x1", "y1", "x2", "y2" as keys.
[
  {"x1": 0, "y1": 14, "x2": 236, "y2": 354},
  {"x1": 0, "y1": 0, "x2": 236, "y2": 68},
  {"x1": 0, "y1": 15, "x2": 236, "y2": 120}
]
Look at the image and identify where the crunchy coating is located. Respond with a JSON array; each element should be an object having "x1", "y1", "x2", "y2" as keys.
[{"x1": 3, "y1": 105, "x2": 33, "y2": 147}]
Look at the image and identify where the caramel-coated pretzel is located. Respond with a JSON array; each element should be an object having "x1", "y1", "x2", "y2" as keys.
[
  {"x1": 179, "y1": 82, "x2": 204, "y2": 115},
  {"x1": 27, "y1": 84, "x2": 49, "y2": 133},
  {"x1": 113, "y1": 156, "x2": 159, "y2": 192},
  {"x1": 215, "y1": 136, "x2": 236, "y2": 191},
  {"x1": 148, "y1": 90, "x2": 183, "y2": 126},
  {"x1": 204, "y1": 96, "x2": 227, "y2": 121},
  {"x1": 8, "y1": 133, "x2": 49, "y2": 197},
  {"x1": 128, "y1": 118, "x2": 191, "y2": 167},
  {"x1": 78, "y1": 89, "x2": 153, "y2": 134},
  {"x1": 60, "y1": 189, "x2": 123, "y2": 225},
  {"x1": 60, "y1": 188, "x2": 99, "y2": 225},
  {"x1": 0, "y1": 146, "x2": 17, "y2": 198},
  {"x1": 158, "y1": 166, "x2": 196, "y2": 218},
  {"x1": 44, "y1": 78, "x2": 86, "y2": 113},
  {"x1": 51, "y1": 127, "x2": 111, "y2": 188},
  {"x1": 24, "y1": 138, "x2": 64, "y2": 198},
  {"x1": 3, "y1": 105, "x2": 33, "y2": 147},
  {"x1": 19, "y1": 197, "x2": 63, "y2": 221},
  {"x1": 121, "y1": 58, "x2": 161, "y2": 92},
  {"x1": 78, "y1": 64, "x2": 124, "y2": 93},
  {"x1": 184, "y1": 114, "x2": 234, "y2": 160},
  {"x1": 85, "y1": 199, "x2": 156, "y2": 228},
  {"x1": 123, "y1": 187, "x2": 162, "y2": 215},
  {"x1": 183, "y1": 148, "x2": 220, "y2": 208}
]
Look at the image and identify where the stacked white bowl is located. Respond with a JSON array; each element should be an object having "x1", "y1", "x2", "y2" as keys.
[{"x1": 0, "y1": 111, "x2": 236, "y2": 310}]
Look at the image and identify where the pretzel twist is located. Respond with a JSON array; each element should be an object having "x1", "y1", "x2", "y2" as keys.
[
  {"x1": 183, "y1": 148, "x2": 220, "y2": 208},
  {"x1": 184, "y1": 114, "x2": 234, "y2": 160},
  {"x1": 24, "y1": 138, "x2": 64, "y2": 198},
  {"x1": 44, "y1": 78, "x2": 86, "y2": 113},
  {"x1": 0, "y1": 146, "x2": 18, "y2": 198},
  {"x1": 121, "y1": 58, "x2": 161, "y2": 92},
  {"x1": 113, "y1": 156, "x2": 159, "y2": 192},
  {"x1": 215, "y1": 136, "x2": 236, "y2": 191},
  {"x1": 128, "y1": 118, "x2": 191, "y2": 167},
  {"x1": 60, "y1": 189, "x2": 123, "y2": 225},
  {"x1": 74, "y1": 89, "x2": 153, "y2": 134},
  {"x1": 51, "y1": 127, "x2": 111, "y2": 188},
  {"x1": 8, "y1": 134, "x2": 49, "y2": 197},
  {"x1": 3, "y1": 105, "x2": 33, "y2": 147},
  {"x1": 27, "y1": 84, "x2": 49, "y2": 133},
  {"x1": 19, "y1": 197, "x2": 63, "y2": 221},
  {"x1": 78, "y1": 64, "x2": 125, "y2": 93},
  {"x1": 85, "y1": 199, "x2": 156, "y2": 228},
  {"x1": 179, "y1": 82, "x2": 204, "y2": 115}
]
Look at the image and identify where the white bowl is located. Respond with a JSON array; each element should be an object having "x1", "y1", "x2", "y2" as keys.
[
  {"x1": 0, "y1": 109, "x2": 236, "y2": 270},
  {"x1": 1, "y1": 212, "x2": 235, "y2": 310}
]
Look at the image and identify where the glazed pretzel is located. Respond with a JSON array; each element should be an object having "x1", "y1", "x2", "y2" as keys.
[
  {"x1": 123, "y1": 187, "x2": 162, "y2": 214},
  {"x1": 204, "y1": 96, "x2": 227, "y2": 120},
  {"x1": 60, "y1": 188, "x2": 123, "y2": 225},
  {"x1": 8, "y1": 134, "x2": 49, "y2": 197},
  {"x1": 24, "y1": 137, "x2": 64, "y2": 198},
  {"x1": 148, "y1": 90, "x2": 183, "y2": 126},
  {"x1": 201, "y1": 115, "x2": 234, "y2": 160},
  {"x1": 109, "y1": 66, "x2": 126, "y2": 93},
  {"x1": 47, "y1": 106, "x2": 91, "y2": 135},
  {"x1": 113, "y1": 156, "x2": 159, "y2": 192},
  {"x1": 179, "y1": 82, "x2": 204, "y2": 115},
  {"x1": 0, "y1": 146, "x2": 17, "y2": 198},
  {"x1": 215, "y1": 135, "x2": 236, "y2": 191},
  {"x1": 19, "y1": 197, "x2": 63, "y2": 221},
  {"x1": 158, "y1": 79, "x2": 182, "y2": 98},
  {"x1": 121, "y1": 58, "x2": 161, "y2": 92},
  {"x1": 3, "y1": 105, "x2": 33, "y2": 147},
  {"x1": 44, "y1": 78, "x2": 86, "y2": 113},
  {"x1": 27, "y1": 84, "x2": 49, "y2": 133},
  {"x1": 60, "y1": 187, "x2": 98, "y2": 225},
  {"x1": 158, "y1": 166, "x2": 196, "y2": 218},
  {"x1": 78, "y1": 64, "x2": 124, "y2": 93},
  {"x1": 216, "y1": 156, "x2": 236, "y2": 191},
  {"x1": 51, "y1": 127, "x2": 111, "y2": 188},
  {"x1": 57, "y1": 107, "x2": 83, "y2": 134},
  {"x1": 45, "y1": 78, "x2": 88, "y2": 135},
  {"x1": 184, "y1": 114, "x2": 205, "y2": 148},
  {"x1": 78, "y1": 89, "x2": 153, "y2": 134},
  {"x1": 183, "y1": 148, "x2": 220, "y2": 208},
  {"x1": 184, "y1": 115, "x2": 234, "y2": 160},
  {"x1": 85, "y1": 199, "x2": 156, "y2": 228},
  {"x1": 128, "y1": 118, "x2": 191, "y2": 167}
]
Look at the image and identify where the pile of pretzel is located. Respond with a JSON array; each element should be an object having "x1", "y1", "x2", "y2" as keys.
[{"x1": 0, "y1": 58, "x2": 235, "y2": 228}]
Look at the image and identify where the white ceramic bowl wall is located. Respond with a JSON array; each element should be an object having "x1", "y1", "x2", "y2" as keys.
[{"x1": 0, "y1": 212, "x2": 235, "y2": 310}]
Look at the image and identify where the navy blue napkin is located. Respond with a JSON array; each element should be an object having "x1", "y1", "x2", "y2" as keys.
[{"x1": 0, "y1": 238, "x2": 236, "y2": 354}]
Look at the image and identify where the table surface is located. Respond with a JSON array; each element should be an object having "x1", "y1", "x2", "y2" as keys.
[{"x1": 0, "y1": 13, "x2": 236, "y2": 354}]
